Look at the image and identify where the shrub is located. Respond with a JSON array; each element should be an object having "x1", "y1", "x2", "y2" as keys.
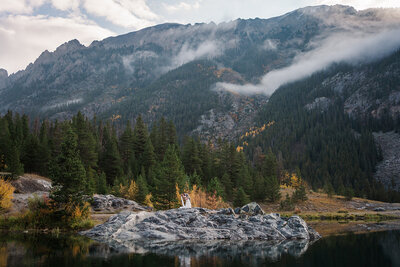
[
  {"x1": 280, "y1": 193, "x2": 295, "y2": 211},
  {"x1": 233, "y1": 187, "x2": 250, "y2": 207},
  {"x1": 0, "y1": 179, "x2": 15, "y2": 212},
  {"x1": 292, "y1": 183, "x2": 308, "y2": 202},
  {"x1": 344, "y1": 187, "x2": 354, "y2": 201}
]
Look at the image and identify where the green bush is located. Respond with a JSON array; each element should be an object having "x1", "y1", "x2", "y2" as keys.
[{"x1": 280, "y1": 193, "x2": 295, "y2": 211}]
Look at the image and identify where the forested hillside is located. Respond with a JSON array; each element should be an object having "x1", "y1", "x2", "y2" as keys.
[{"x1": 241, "y1": 52, "x2": 400, "y2": 202}]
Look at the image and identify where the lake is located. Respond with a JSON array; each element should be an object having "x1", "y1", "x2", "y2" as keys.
[{"x1": 1, "y1": 228, "x2": 400, "y2": 267}]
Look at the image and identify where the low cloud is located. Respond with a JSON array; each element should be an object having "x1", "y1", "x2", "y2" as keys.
[
  {"x1": 314, "y1": 0, "x2": 400, "y2": 10},
  {"x1": 122, "y1": 50, "x2": 159, "y2": 72},
  {"x1": 163, "y1": 40, "x2": 223, "y2": 72},
  {"x1": 217, "y1": 10, "x2": 400, "y2": 96},
  {"x1": 261, "y1": 39, "x2": 278, "y2": 50}
]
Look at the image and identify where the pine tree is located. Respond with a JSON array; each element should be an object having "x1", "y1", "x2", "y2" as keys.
[
  {"x1": 263, "y1": 149, "x2": 277, "y2": 177},
  {"x1": 189, "y1": 171, "x2": 202, "y2": 187},
  {"x1": 136, "y1": 174, "x2": 149, "y2": 204},
  {"x1": 100, "y1": 124, "x2": 123, "y2": 185},
  {"x1": 292, "y1": 182, "x2": 308, "y2": 202},
  {"x1": 166, "y1": 120, "x2": 178, "y2": 147},
  {"x1": 207, "y1": 177, "x2": 224, "y2": 198},
  {"x1": 153, "y1": 117, "x2": 168, "y2": 160},
  {"x1": 142, "y1": 138, "x2": 156, "y2": 175},
  {"x1": 153, "y1": 145, "x2": 185, "y2": 210},
  {"x1": 119, "y1": 120, "x2": 135, "y2": 173},
  {"x1": 323, "y1": 181, "x2": 335, "y2": 198},
  {"x1": 37, "y1": 121, "x2": 51, "y2": 175},
  {"x1": 240, "y1": 163, "x2": 254, "y2": 197},
  {"x1": 182, "y1": 137, "x2": 202, "y2": 175},
  {"x1": 344, "y1": 187, "x2": 354, "y2": 201},
  {"x1": 234, "y1": 187, "x2": 250, "y2": 207},
  {"x1": 265, "y1": 175, "x2": 281, "y2": 202},
  {"x1": 21, "y1": 134, "x2": 40, "y2": 173},
  {"x1": 50, "y1": 126, "x2": 87, "y2": 205},
  {"x1": 73, "y1": 112, "x2": 98, "y2": 172},
  {"x1": 133, "y1": 115, "x2": 148, "y2": 166},
  {"x1": 97, "y1": 172, "x2": 108, "y2": 194},
  {"x1": 253, "y1": 173, "x2": 266, "y2": 201},
  {"x1": 220, "y1": 172, "x2": 233, "y2": 200},
  {"x1": 8, "y1": 145, "x2": 24, "y2": 177}
]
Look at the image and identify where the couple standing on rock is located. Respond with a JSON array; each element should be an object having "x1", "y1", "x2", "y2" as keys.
[{"x1": 180, "y1": 193, "x2": 192, "y2": 208}]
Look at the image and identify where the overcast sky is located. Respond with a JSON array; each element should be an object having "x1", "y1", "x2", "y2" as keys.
[{"x1": 1, "y1": 0, "x2": 400, "y2": 74}]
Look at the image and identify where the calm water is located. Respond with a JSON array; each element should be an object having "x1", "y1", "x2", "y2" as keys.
[{"x1": 1, "y1": 230, "x2": 400, "y2": 267}]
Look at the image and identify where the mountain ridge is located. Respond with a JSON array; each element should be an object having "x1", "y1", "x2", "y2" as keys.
[{"x1": 1, "y1": 5, "x2": 400, "y2": 139}]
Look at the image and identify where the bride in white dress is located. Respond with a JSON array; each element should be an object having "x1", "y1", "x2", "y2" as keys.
[{"x1": 180, "y1": 193, "x2": 192, "y2": 208}]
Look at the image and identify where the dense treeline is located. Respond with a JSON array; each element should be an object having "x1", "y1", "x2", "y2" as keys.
[
  {"x1": 0, "y1": 111, "x2": 282, "y2": 208},
  {"x1": 245, "y1": 63, "x2": 400, "y2": 203}
]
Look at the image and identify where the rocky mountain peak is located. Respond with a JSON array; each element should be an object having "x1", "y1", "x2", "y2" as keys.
[
  {"x1": 0, "y1": 68, "x2": 8, "y2": 78},
  {"x1": 0, "y1": 68, "x2": 9, "y2": 89},
  {"x1": 34, "y1": 50, "x2": 54, "y2": 65},
  {"x1": 54, "y1": 39, "x2": 85, "y2": 56}
]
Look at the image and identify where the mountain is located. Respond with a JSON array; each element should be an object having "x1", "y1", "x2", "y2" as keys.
[
  {"x1": 1, "y1": 5, "x2": 400, "y2": 198},
  {"x1": 2, "y1": 5, "x2": 399, "y2": 138}
]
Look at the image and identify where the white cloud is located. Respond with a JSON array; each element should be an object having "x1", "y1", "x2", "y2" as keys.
[
  {"x1": 50, "y1": 0, "x2": 80, "y2": 11},
  {"x1": 262, "y1": 39, "x2": 278, "y2": 50},
  {"x1": 0, "y1": 0, "x2": 45, "y2": 14},
  {"x1": 217, "y1": 28, "x2": 400, "y2": 95},
  {"x1": 166, "y1": 40, "x2": 223, "y2": 71},
  {"x1": 314, "y1": 0, "x2": 400, "y2": 9},
  {"x1": 83, "y1": 0, "x2": 158, "y2": 28},
  {"x1": 0, "y1": 14, "x2": 114, "y2": 73},
  {"x1": 163, "y1": 1, "x2": 201, "y2": 12}
]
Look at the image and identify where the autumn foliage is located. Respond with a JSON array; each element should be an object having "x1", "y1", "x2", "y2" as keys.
[
  {"x1": 0, "y1": 179, "x2": 14, "y2": 212},
  {"x1": 117, "y1": 179, "x2": 153, "y2": 207},
  {"x1": 181, "y1": 185, "x2": 228, "y2": 210}
]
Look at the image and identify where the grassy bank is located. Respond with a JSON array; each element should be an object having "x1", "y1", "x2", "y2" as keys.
[
  {"x1": 0, "y1": 213, "x2": 95, "y2": 232},
  {"x1": 280, "y1": 212, "x2": 400, "y2": 222}
]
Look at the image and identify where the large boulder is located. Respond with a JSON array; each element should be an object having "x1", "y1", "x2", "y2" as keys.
[
  {"x1": 91, "y1": 194, "x2": 150, "y2": 212},
  {"x1": 235, "y1": 202, "x2": 265, "y2": 215},
  {"x1": 82, "y1": 204, "x2": 321, "y2": 247},
  {"x1": 11, "y1": 175, "x2": 52, "y2": 193}
]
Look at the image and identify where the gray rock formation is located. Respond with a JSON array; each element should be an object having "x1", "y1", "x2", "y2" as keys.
[
  {"x1": 373, "y1": 131, "x2": 400, "y2": 191},
  {"x1": 82, "y1": 206, "x2": 320, "y2": 249},
  {"x1": 11, "y1": 176, "x2": 52, "y2": 194},
  {"x1": 91, "y1": 194, "x2": 151, "y2": 212},
  {"x1": 234, "y1": 202, "x2": 265, "y2": 215}
]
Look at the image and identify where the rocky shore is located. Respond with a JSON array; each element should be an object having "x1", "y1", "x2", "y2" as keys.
[{"x1": 82, "y1": 203, "x2": 321, "y2": 253}]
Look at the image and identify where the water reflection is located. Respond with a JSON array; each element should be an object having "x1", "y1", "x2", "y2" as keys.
[
  {"x1": 0, "y1": 233, "x2": 313, "y2": 266},
  {"x1": 111, "y1": 239, "x2": 314, "y2": 262},
  {"x1": 1, "y1": 230, "x2": 400, "y2": 267}
]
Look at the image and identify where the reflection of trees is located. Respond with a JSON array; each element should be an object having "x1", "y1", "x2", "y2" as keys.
[
  {"x1": 0, "y1": 234, "x2": 95, "y2": 266},
  {"x1": 0, "y1": 247, "x2": 7, "y2": 267}
]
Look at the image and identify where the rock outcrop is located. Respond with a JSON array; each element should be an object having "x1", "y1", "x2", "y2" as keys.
[
  {"x1": 91, "y1": 194, "x2": 151, "y2": 212},
  {"x1": 82, "y1": 204, "x2": 320, "y2": 249},
  {"x1": 11, "y1": 175, "x2": 52, "y2": 194},
  {"x1": 373, "y1": 131, "x2": 400, "y2": 191}
]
